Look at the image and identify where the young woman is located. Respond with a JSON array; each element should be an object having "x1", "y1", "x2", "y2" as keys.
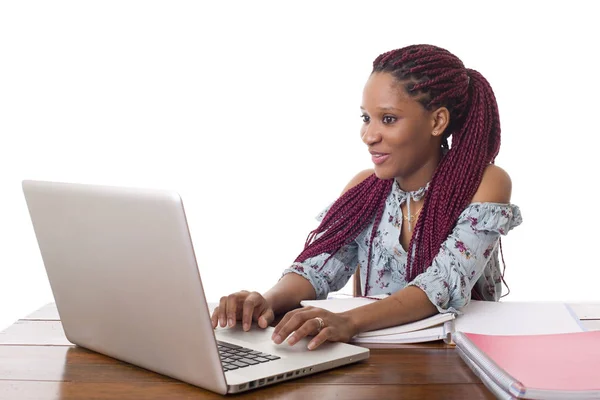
[{"x1": 212, "y1": 44, "x2": 522, "y2": 350}]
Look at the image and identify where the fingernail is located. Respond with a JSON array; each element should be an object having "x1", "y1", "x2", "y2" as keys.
[
  {"x1": 220, "y1": 318, "x2": 225, "y2": 327},
  {"x1": 228, "y1": 318, "x2": 234, "y2": 327},
  {"x1": 288, "y1": 336, "x2": 296, "y2": 346},
  {"x1": 273, "y1": 334, "x2": 282, "y2": 344},
  {"x1": 308, "y1": 341, "x2": 315, "y2": 350},
  {"x1": 243, "y1": 323, "x2": 250, "y2": 331}
]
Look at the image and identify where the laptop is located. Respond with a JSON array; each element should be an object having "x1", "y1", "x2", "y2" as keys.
[{"x1": 21, "y1": 180, "x2": 369, "y2": 394}]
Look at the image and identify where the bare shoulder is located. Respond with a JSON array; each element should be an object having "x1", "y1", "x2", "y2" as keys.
[
  {"x1": 341, "y1": 169, "x2": 374, "y2": 196},
  {"x1": 471, "y1": 164, "x2": 512, "y2": 203}
]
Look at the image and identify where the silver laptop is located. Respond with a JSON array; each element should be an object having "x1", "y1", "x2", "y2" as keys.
[{"x1": 21, "y1": 180, "x2": 369, "y2": 394}]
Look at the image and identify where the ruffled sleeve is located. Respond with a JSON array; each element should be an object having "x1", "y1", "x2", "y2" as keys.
[
  {"x1": 281, "y1": 203, "x2": 359, "y2": 300},
  {"x1": 407, "y1": 203, "x2": 523, "y2": 313}
]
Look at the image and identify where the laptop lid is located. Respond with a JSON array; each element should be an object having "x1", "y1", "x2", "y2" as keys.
[{"x1": 22, "y1": 180, "x2": 228, "y2": 394}]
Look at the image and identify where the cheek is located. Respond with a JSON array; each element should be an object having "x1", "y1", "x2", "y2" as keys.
[
  {"x1": 392, "y1": 120, "x2": 427, "y2": 145},
  {"x1": 385, "y1": 123, "x2": 415, "y2": 147},
  {"x1": 359, "y1": 125, "x2": 366, "y2": 137}
]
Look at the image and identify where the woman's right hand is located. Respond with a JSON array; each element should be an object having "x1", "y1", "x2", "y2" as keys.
[{"x1": 211, "y1": 290, "x2": 275, "y2": 331}]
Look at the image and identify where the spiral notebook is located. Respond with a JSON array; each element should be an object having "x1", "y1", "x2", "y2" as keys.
[{"x1": 453, "y1": 331, "x2": 600, "y2": 399}]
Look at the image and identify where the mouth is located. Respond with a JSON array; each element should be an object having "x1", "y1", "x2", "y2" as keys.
[{"x1": 370, "y1": 151, "x2": 390, "y2": 166}]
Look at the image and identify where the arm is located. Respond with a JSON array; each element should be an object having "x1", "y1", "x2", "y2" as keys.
[{"x1": 263, "y1": 273, "x2": 316, "y2": 315}]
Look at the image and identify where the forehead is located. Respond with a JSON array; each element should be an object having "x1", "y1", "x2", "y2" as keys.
[{"x1": 362, "y1": 72, "x2": 411, "y2": 106}]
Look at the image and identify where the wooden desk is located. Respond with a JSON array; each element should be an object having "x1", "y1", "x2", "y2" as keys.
[{"x1": 1, "y1": 303, "x2": 599, "y2": 400}]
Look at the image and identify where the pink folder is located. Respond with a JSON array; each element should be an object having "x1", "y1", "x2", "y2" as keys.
[{"x1": 458, "y1": 331, "x2": 600, "y2": 398}]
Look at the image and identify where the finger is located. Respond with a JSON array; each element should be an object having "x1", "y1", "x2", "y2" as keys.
[
  {"x1": 251, "y1": 299, "x2": 271, "y2": 326},
  {"x1": 287, "y1": 317, "x2": 322, "y2": 346},
  {"x1": 257, "y1": 308, "x2": 274, "y2": 329},
  {"x1": 211, "y1": 306, "x2": 219, "y2": 329},
  {"x1": 272, "y1": 310, "x2": 313, "y2": 345},
  {"x1": 242, "y1": 292, "x2": 261, "y2": 331},
  {"x1": 226, "y1": 294, "x2": 239, "y2": 328},
  {"x1": 271, "y1": 308, "x2": 298, "y2": 341},
  {"x1": 272, "y1": 307, "x2": 309, "y2": 339},
  {"x1": 218, "y1": 296, "x2": 228, "y2": 327},
  {"x1": 308, "y1": 327, "x2": 332, "y2": 350}
]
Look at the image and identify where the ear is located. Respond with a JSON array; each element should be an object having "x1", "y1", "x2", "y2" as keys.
[{"x1": 430, "y1": 107, "x2": 450, "y2": 138}]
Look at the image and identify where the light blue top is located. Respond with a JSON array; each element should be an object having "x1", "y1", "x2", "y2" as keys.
[{"x1": 282, "y1": 179, "x2": 523, "y2": 313}]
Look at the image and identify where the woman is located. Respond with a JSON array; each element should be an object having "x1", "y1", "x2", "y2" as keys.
[{"x1": 211, "y1": 44, "x2": 522, "y2": 350}]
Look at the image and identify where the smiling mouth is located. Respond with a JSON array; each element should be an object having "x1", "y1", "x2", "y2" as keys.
[{"x1": 370, "y1": 153, "x2": 390, "y2": 165}]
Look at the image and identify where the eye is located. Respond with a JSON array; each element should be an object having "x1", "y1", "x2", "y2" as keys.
[
  {"x1": 361, "y1": 114, "x2": 370, "y2": 123},
  {"x1": 382, "y1": 115, "x2": 397, "y2": 124}
]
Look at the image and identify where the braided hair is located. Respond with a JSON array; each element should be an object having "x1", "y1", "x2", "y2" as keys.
[{"x1": 295, "y1": 45, "x2": 501, "y2": 295}]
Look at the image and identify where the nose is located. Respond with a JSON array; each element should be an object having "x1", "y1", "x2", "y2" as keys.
[{"x1": 361, "y1": 124, "x2": 381, "y2": 146}]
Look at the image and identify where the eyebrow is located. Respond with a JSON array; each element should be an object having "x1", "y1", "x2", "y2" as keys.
[{"x1": 360, "y1": 106, "x2": 404, "y2": 112}]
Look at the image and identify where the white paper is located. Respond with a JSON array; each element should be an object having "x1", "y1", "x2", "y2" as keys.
[{"x1": 455, "y1": 301, "x2": 584, "y2": 335}]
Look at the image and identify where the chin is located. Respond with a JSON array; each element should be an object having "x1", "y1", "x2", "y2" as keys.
[{"x1": 372, "y1": 166, "x2": 397, "y2": 181}]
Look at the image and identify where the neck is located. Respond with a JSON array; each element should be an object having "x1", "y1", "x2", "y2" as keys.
[{"x1": 395, "y1": 149, "x2": 443, "y2": 192}]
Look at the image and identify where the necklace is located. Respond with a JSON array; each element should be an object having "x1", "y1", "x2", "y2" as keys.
[
  {"x1": 403, "y1": 203, "x2": 424, "y2": 233},
  {"x1": 395, "y1": 180, "x2": 429, "y2": 232},
  {"x1": 403, "y1": 204, "x2": 423, "y2": 224}
]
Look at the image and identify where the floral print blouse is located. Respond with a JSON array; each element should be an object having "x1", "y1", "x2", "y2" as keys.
[{"x1": 282, "y1": 179, "x2": 523, "y2": 314}]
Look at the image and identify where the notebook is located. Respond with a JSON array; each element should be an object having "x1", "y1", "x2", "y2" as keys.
[
  {"x1": 302, "y1": 297, "x2": 452, "y2": 345},
  {"x1": 22, "y1": 180, "x2": 369, "y2": 395},
  {"x1": 301, "y1": 297, "x2": 584, "y2": 346},
  {"x1": 453, "y1": 331, "x2": 600, "y2": 399}
]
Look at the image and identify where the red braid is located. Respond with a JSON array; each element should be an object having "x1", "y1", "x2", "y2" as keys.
[
  {"x1": 295, "y1": 44, "x2": 502, "y2": 294},
  {"x1": 295, "y1": 175, "x2": 392, "y2": 279}
]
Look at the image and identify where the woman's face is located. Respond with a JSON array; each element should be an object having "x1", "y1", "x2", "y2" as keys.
[{"x1": 360, "y1": 72, "x2": 441, "y2": 181}]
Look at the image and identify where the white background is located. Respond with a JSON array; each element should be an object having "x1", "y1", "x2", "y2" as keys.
[{"x1": 1, "y1": 1, "x2": 598, "y2": 331}]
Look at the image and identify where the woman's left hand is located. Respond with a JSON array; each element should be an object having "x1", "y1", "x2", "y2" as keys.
[{"x1": 271, "y1": 306, "x2": 357, "y2": 350}]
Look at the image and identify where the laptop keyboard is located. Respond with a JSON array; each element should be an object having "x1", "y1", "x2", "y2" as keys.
[{"x1": 217, "y1": 341, "x2": 280, "y2": 371}]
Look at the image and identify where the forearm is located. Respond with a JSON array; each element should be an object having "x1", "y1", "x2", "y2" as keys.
[
  {"x1": 263, "y1": 273, "x2": 317, "y2": 315},
  {"x1": 343, "y1": 286, "x2": 438, "y2": 335}
]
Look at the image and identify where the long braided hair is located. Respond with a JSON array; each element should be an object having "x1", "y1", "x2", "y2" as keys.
[{"x1": 295, "y1": 45, "x2": 501, "y2": 295}]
